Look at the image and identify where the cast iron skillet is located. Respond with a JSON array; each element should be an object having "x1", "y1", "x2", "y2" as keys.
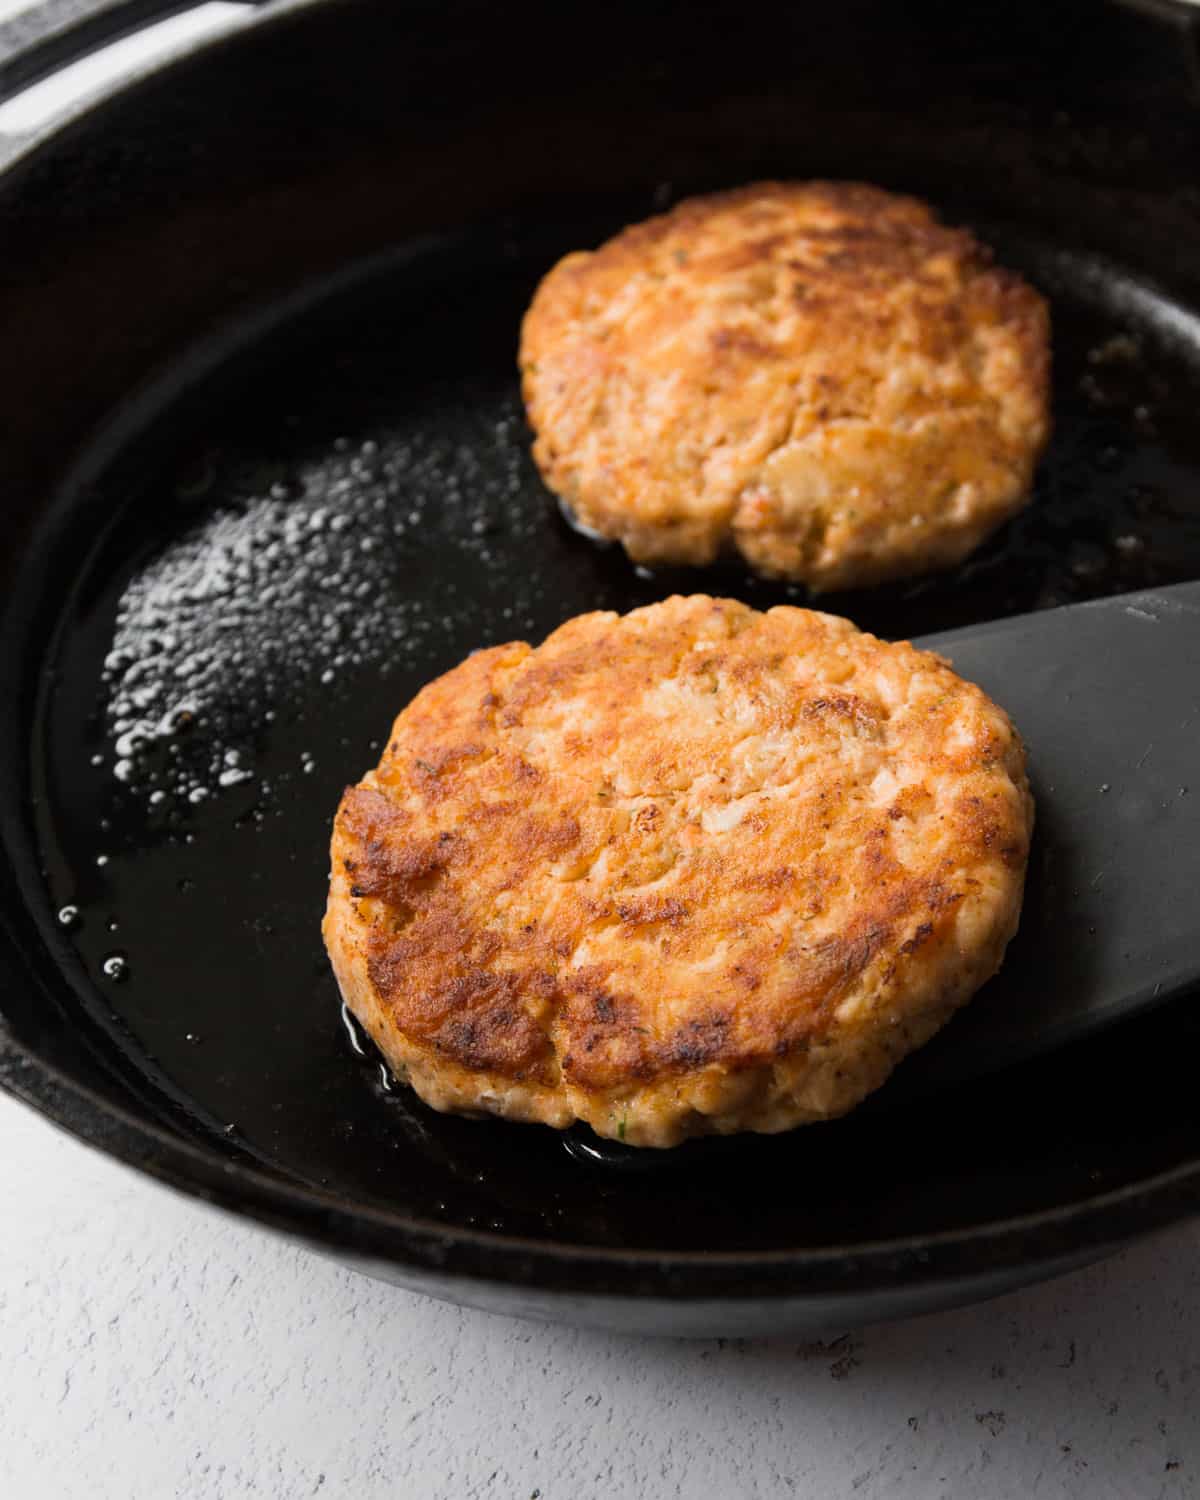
[{"x1": 2, "y1": 0, "x2": 1200, "y2": 1336}]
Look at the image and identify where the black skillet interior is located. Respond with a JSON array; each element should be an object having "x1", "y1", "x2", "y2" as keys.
[{"x1": 3, "y1": 0, "x2": 1200, "y2": 1272}]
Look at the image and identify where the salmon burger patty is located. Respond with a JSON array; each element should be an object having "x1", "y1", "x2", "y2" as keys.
[
  {"x1": 324, "y1": 596, "x2": 1032, "y2": 1147},
  {"x1": 520, "y1": 181, "x2": 1050, "y2": 590}
]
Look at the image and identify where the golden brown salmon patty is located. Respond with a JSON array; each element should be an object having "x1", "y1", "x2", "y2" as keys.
[
  {"x1": 520, "y1": 181, "x2": 1050, "y2": 590},
  {"x1": 323, "y1": 597, "x2": 1032, "y2": 1147}
]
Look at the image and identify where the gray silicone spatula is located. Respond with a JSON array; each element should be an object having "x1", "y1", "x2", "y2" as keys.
[{"x1": 893, "y1": 578, "x2": 1200, "y2": 1095}]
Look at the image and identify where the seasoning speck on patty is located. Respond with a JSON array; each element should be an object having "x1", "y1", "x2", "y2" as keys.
[
  {"x1": 323, "y1": 596, "x2": 1032, "y2": 1147},
  {"x1": 521, "y1": 181, "x2": 1050, "y2": 590}
]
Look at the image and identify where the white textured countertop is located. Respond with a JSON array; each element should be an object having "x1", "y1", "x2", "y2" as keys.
[{"x1": 1, "y1": 1092, "x2": 1198, "y2": 1498}]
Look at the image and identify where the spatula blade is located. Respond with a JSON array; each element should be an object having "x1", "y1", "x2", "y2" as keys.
[{"x1": 896, "y1": 581, "x2": 1200, "y2": 1093}]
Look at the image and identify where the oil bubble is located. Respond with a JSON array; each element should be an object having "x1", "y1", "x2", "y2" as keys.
[{"x1": 101, "y1": 953, "x2": 129, "y2": 982}]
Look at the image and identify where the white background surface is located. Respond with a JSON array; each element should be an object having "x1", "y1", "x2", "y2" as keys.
[{"x1": 2, "y1": 1092, "x2": 1198, "y2": 1498}]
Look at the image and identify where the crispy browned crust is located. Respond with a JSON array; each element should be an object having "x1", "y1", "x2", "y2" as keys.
[
  {"x1": 520, "y1": 181, "x2": 1051, "y2": 590},
  {"x1": 323, "y1": 597, "x2": 1033, "y2": 1146}
]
